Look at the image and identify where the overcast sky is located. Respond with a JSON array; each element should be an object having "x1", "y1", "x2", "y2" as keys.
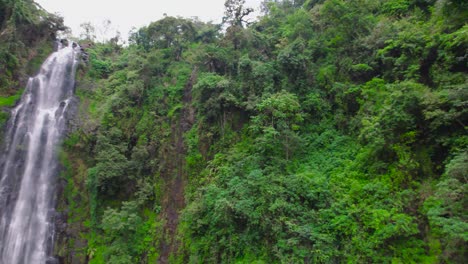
[{"x1": 36, "y1": 0, "x2": 263, "y2": 42}]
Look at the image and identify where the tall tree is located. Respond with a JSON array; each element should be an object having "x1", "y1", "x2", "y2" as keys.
[{"x1": 223, "y1": 0, "x2": 254, "y2": 28}]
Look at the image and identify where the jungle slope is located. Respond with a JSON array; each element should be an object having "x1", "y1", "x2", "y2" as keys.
[{"x1": 43, "y1": 0, "x2": 468, "y2": 263}]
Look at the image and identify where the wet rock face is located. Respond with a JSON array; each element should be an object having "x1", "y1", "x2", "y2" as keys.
[
  {"x1": 79, "y1": 49, "x2": 90, "y2": 63},
  {"x1": 64, "y1": 96, "x2": 80, "y2": 134},
  {"x1": 60, "y1": 39, "x2": 69, "y2": 47}
]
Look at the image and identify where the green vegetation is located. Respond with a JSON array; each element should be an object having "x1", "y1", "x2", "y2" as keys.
[
  {"x1": 0, "y1": 0, "x2": 64, "y2": 95},
  {"x1": 0, "y1": 0, "x2": 63, "y2": 133},
  {"x1": 0, "y1": 89, "x2": 23, "y2": 128},
  {"x1": 0, "y1": 89, "x2": 23, "y2": 107},
  {"x1": 1, "y1": 0, "x2": 467, "y2": 263}
]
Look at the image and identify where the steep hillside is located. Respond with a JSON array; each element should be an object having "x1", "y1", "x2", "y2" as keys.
[{"x1": 6, "y1": 0, "x2": 467, "y2": 263}]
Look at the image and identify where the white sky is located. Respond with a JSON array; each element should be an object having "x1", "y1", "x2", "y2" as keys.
[{"x1": 35, "y1": 0, "x2": 263, "y2": 42}]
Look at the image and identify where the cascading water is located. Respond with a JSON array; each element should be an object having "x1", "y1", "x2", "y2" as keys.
[{"x1": 0, "y1": 41, "x2": 80, "y2": 264}]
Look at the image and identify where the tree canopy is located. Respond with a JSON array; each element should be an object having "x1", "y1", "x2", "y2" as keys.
[{"x1": 1, "y1": 0, "x2": 466, "y2": 263}]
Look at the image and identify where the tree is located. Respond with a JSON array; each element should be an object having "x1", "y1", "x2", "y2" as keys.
[
  {"x1": 79, "y1": 22, "x2": 96, "y2": 42},
  {"x1": 193, "y1": 73, "x2": 238, "y2": 127},
  {"x1": 251, "y1": 91, "x2": 304, "y2": 160},
  {"x1": 223, "y1": 0, "x2": 254, "y2": 28},
  {"x1": 129, "y1": 16, "x2": 197, "y2": 59},
  {"x1": 222, "y1": 0, "x2": 255, "y2": 50},
  {"x1": 424, "y1": 151, "x2": 468, "y2": 262}
]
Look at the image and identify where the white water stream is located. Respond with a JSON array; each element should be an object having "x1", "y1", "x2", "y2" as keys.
[{"x1": 0, "y1": 42, "x2": 79, "y2": 264}]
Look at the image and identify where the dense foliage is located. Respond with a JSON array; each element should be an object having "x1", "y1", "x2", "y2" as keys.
[
  {"x1": 0, "y1": 0, "x2": 65, "y2": 94},
  {"x1": 0, "y1": 0, "x2": 65, "y2": 138},
  {"x1": 2, "y1": 0, "x2": 467, "y2": 263}
]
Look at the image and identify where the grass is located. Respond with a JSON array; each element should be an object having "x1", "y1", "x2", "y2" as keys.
[
  {"x1": 0, "y1": 89, "x2": 23, "y2": 107},
  {"x1": 0, "y1": 89, "x2": 23, "y2": 129}
]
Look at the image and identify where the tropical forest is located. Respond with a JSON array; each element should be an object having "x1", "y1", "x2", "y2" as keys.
[{"x1": 0, "y1": 0, "x2": 466, "y2": 263}]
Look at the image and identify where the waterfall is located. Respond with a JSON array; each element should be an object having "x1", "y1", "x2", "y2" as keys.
[{"x1": 0, "y1": 42, "x2": 80, "y2": 264}]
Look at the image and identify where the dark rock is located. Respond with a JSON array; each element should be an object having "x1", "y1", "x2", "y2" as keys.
[{"x1": 60, "y1": 39, "x2": 69, "y2": 47}]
